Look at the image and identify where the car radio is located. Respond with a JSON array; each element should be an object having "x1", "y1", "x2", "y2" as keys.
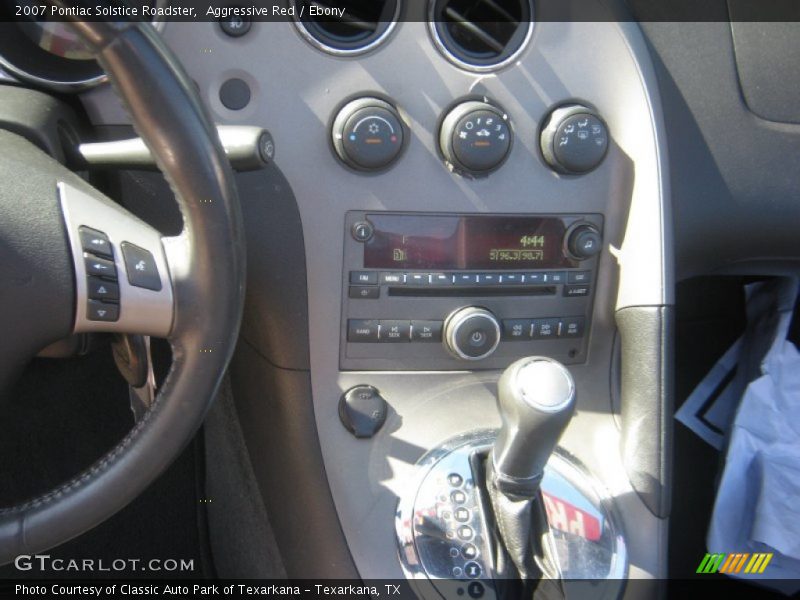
[{"x1": 340, "y1": 212, "x2": 603, "y2": 370}]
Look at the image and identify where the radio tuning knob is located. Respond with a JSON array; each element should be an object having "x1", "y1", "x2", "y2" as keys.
[
  {"x1": 566, "y1": 224, "x2": 602, "y2": 261},
  {"x1": 443, "y1": 307, "x2": 501, "y2": 361}
]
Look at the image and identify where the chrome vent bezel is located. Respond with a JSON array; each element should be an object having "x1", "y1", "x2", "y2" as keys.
[
  {"x1": 291, "y1": 0, "x2": 401, "y2": 57},
  {"x1": 428, "y1": 0, "x2": 534, "y2": 72}
]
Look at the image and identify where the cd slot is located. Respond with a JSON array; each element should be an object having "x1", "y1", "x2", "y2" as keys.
[{"x1": 388, "y1": 285, "x2": 557, "y2": 298}]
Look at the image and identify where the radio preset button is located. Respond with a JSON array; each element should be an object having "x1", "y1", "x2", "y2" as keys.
[
  {"x1": 430, "y1": 273, "x2": 452, "y2": 286},
  {"x1": 379, "y1": 320, "x2": 411, "y2": 342},
  {"x1": 525, "y1": 272, "x2": 546, "y2": 284},
  {"x1": 454, "y1": 273, "x2": 478, "y2": 285},
  {"x1": 407, "y1": 273, "x2": 429, "y2": 286},
  {"x1": 349, "y1": 286, "x2": 379, "y2": 299},
  {"x1": 411, "y1": 320, "x2": 443, "y2": 342},
  {"x1": 500, "y1": 273, "x2": 524, "y2": 284},
  {"x1": 476, "y1": 273, "x2": 500, "y2": 286}
]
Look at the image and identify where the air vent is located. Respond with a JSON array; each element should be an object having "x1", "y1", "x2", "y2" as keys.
[
  {"x1": 294, "y1": 0, "x2": 400, "y2": 55},
  {"x1": 430, "y1": 0, "x2": 533, "y2": 70}
]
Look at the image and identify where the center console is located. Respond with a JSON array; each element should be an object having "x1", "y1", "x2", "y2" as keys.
[{"x1": 341, "y1": 212, "x2": 603, "y2": 370}]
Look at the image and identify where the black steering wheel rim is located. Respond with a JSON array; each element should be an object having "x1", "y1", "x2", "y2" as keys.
[{"x1": 0, "y1": 18, "x2": 245, "y2": 564}]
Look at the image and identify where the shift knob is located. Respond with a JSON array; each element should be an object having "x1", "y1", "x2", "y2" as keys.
[{"x1": 492, "y1": 357, "x2": 576, "y2": 495}]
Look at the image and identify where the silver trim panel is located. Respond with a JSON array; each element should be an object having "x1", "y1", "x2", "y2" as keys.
[{"x1": 58, "y1": 181, "x2": 174, "y2": 337}]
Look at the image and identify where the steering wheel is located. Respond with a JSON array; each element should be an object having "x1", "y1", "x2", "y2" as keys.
[{"x1": 0, "y1": 18, "x2": 245, "y2": 563}]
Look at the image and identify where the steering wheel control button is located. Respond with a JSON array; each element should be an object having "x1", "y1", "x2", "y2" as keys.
[
  {"x1": 219, "y1": 13, "x2": 252, "y2": 37},
  {"x1": 351, "y1": 220, "x2": 374, "y2": 242},
  {"x1": 444, "y1": 307, "x2": 501, "y2": 360},
  {"x1": 411, "y1": 320, "x2": 443, "y2": 342},
  {"x1": 379, "y1": 320, "x2": 411, "y2": 342},
  {"x1": 347, "y1": 319, "x2": 380, "y2": 342},
  {"x1": 439, "y1": 100, "x2": 512, "y2": 177},
  {"x1": 121, "y1": 242, "x2": 162, "y2": 291},
  {"x1": 339, "y1": 385, "x2": 388, "y2": 438},
  {"x1": 541, "y1": 104, "x2": 609, "y2": 174},
  {"x1": 332, "y1": 98, "x2": 405, "y2": 172},
  {"x1": 84, "y1": 254, "x2": 117, "y2": 279},
  {"x1": 219, "y1": 78, "x2": 251, "y2": 111},
  {"x1": 87, "y1": 299, "x2": 120, "y2": 322},
  {"x1": 87, "y1": 277, "x2": 120, "y2": 302},
  {"x1": 79, "y1": 226, "x2": 112, "y2": 259},
  {"x1": 349, "y1": 285, "x2": 380, "y2": 299},
  {"x1": 566, "y1": 224, "x2": 603, "y2": 261}
]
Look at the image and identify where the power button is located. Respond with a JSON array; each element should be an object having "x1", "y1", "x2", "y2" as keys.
[{"x1": 444, "y1": 307, "x2": 501, "y2": 361}]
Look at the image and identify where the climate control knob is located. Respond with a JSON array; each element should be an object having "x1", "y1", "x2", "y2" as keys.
[
  {"x1": 444, "y1": 307, "x2": 502, "y2": 361},
  {"x1": 540, "y1": 104, "x2": 609, "y2": 174},
  {"x1": 332, "y1": 97, "x2": 405, "y2": 172},
  {"x1": 439, "y1": 100, "x2": 512, "y2": 177}
]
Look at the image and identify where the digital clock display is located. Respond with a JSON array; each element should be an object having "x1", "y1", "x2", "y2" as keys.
[{"x1": 363, "y1": 215, "x2": 579, "y2": 270}]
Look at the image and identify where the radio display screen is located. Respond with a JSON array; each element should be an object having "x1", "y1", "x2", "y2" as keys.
[{"x1": 363, "y1": 214, "x2": 578, "y2": 270}]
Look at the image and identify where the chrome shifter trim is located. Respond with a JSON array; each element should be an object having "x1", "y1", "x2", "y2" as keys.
[{"x1": 396, "y1": 430, "x2": 628, "y2": 599}]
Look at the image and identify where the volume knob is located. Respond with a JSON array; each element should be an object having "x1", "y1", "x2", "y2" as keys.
[{"x1": 444, "y1": 307, "x2": 501, "y2": 361}]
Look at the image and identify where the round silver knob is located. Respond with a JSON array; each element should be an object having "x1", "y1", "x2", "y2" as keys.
[{"x1": 443, "y1": 306, "x2": 501, "y2": 361}]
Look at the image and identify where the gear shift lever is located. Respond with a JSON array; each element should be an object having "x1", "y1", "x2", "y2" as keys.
[
  {"x1": 492, "y1": 356, "x2": 576, "y2": 494},
  {"x1": 485, "y1": 356, "x2": 576, "y2": 587}
]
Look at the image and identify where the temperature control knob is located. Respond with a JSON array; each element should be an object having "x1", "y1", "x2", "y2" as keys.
[
  {"x1": 332, "y1": 97, "x2": 405, "y2": 172},
  {"x1": 444, "y1": 307, "x2": 501, "y2": 361},
  {"x1": 439, "y1": 100, "x2": 512, "y2": 177},
  {"x1": 540, "y1": 105, "x2": 609, "y2": 174}
]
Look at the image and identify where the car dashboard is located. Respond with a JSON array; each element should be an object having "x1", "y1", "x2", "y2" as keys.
[{"x1": 1, "y1": 0, "x2": 799, "y2": 595}]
